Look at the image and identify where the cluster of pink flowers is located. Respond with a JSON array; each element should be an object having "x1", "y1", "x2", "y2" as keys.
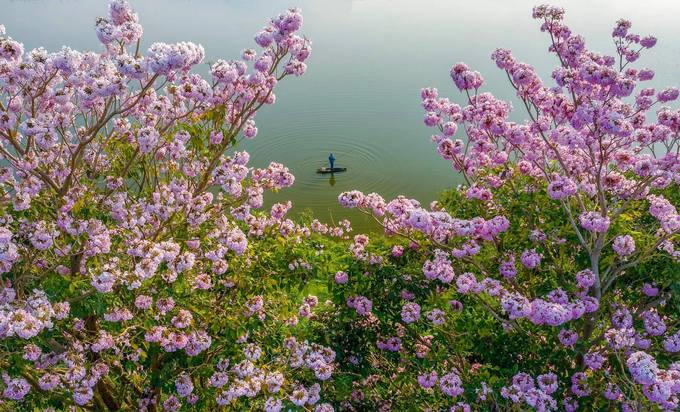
[
  {"x1": 578, "y1": 211, "x2": 611, "y2": 233},
  {"x1": 0, "y1": 289, "x2": 69, "y2": 339},
  {"x1": 612, "y1": 234, "x2": 636, "y2": 257},
  {"x1": 422, "y1": 249, "x2": 455, "y2": 282},
  {"x1": 205, "y1": 337, "x2": 335, "y2": 409},
  {"x1": 500, "y1": 372, "x2": 558, "y2": 411},
  {"x1": 339, "y1": 190, "x2": 511, "y2": 245},
  {"x1": 417, "y1": 369, "x2": 466, "y2": 401},
  {"x1": 35, "y1": 355, "x2": 111, "y2": 406},
  {"x1": 347, "y1": 295, "x2": 373, "y2": 316},
  {"x1": 400, "y1": 301, "x2": 421, "y2": 324},
  {"x1": 648, "y1": 194, "x2": 680, "y2": 235},
  {"x1": 298, "y1": 295, "x2": 319, "y2": 319},
  {"x1": 626, "y1": 351, "x2": 680, "y2": 409}
]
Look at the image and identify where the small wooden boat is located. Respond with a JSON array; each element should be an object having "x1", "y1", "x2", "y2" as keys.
[{"x1": 317, "y1": 167, "x2": 347, "y2": 174}]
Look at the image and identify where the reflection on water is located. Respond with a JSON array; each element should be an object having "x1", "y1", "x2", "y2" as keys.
[{"x1": 2, "y1": 0, "x2": 679, "y2": 231}]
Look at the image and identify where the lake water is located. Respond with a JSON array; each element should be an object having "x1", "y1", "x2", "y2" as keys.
[{"x1": 2, "y1": 0, "x2": 679, "y2": 230}]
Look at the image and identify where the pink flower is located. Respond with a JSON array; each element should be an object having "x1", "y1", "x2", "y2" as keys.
[
  {"x1": 175, "y1": 373, "x2": 194, "y2": 397},
  {"x1": 626, "y1": 351, "x2": 659, "y2": 385},
  {"x1": 520, "y1": 249, "x2": 541, "y2": 269},
  {"x1": 2, "y1": 375, "x2": 30, "y2": 400},
  {"x1": 347, "y1": 296, "x2": 372, "y2": 316},
  {"x1": 391, "y1": 245, "x2": 404, "y2": 257},
  {"x1": 578, "y1": 212, "x2": 610, "y2": 233},
  {"x1": 612, "y1": 235, "x2": 635, "y2": 257},
  {"x1": 642, "y1": 282, "x2": 659, "y2": 297},
  {"x1": 334, "y1": 271, "x2": 348, "y2": 284},
  {"x1": 439, "y1": 371, "x2": 464, "y2": 397},
  {"x1": 400, "y1": 302, "x2": 421, "y2": 324},
  {"x1": 418, "y1": 371, "x2": 438, "y2": 389},
  {"x1": 450, "y1": 62, "x2": 484, "y2": 91},
  {"x1": 558, "y1": 329, "x2": 578, "y2": 347}
]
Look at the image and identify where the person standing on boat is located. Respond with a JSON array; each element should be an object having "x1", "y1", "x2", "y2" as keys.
[{"x1": 328, "y1": 153, "x2": 336, "y2": 170}]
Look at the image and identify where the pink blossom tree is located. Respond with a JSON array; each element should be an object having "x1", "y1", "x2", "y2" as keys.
[
  {"x1": 339, "y1": 4, "x2": 679, "y2": 410},
  {"x1": 0, "y1": 1, "x2": 350, "y2": 410}
]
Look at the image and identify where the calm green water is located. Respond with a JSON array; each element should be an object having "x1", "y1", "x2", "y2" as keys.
[{"x1": 2, "y1": 0, "x2": 679, "y2": 230}]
